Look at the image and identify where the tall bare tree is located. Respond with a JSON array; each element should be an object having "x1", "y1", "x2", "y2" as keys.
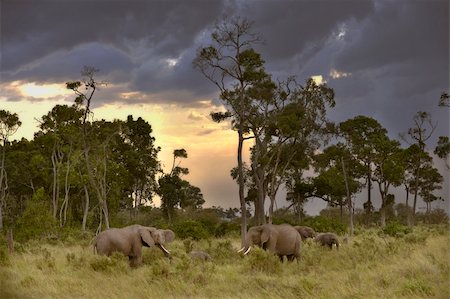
[{"x1": 194, "y1": 18, "x2": 266, "y2": 244}]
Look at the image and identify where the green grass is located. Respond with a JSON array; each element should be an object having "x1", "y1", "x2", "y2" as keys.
[{"x1": 0, "y1": 226, "x2": 448, "y2": 298}]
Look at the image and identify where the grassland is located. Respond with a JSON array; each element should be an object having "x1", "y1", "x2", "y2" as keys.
[{"x1": 1, "y1": 225, "x2": 448, "y2": 299}]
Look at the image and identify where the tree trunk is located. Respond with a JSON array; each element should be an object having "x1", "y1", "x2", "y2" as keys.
[
  {"x1": 405, "y1": 185, "x2": 412, "y2": 227},
  {"x1": 341, "y1": 157, "x2": 353, "y2": 236},
  {"x1": 268, "y1": 194, "x2": 275, "y2": 224},
  {"x1": 367, "y1": 166, "x2": 372, "y2": 211},
  {"x1": 82, "y1": 185, "x2": 90, "y2": 231},
  {"x1": 0, "y1": 142, "x2": 5, "y2": 231},
  {"x1": 6, "y1": 229, "x2": 13, "y2": 253},
  {"x1": 237, "y1": 129, "x2": 247, "y2": 247},
  {"x1": 380, "y1": 201, "x2": 386, "y2": 227}
]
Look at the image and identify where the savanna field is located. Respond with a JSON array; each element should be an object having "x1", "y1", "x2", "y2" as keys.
[{"x1": 1, "y1": 225, "x2": 448, "y2": 299}]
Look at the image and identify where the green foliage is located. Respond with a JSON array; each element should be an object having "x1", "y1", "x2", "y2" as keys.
[
  {"x1": 381, "y1": 222, "x2": 412, "y2": 237},
  {"x1": 89, "y1": 252, "x2": 130, "y2": 273},
  {"x1": 0, "y1": 234, "x2": 9, "y2": 266},
  {"x1": 35, "y1": 247, "x2": 56, "y2": 272},
  {"x1": 302, "y1": 215, "x2": 347, "y2": 234},
  {"x1": 214, "y1": 221, "x2": 240, "y2": 237},
  {"x1": 172, "y1": 220, "x2": 211, "y2": 240},
  {"x1": 243, "y1": 247, "x2": 282, "y2": 274},
  {"x1": 15, "y1": 188, "x2": 57, "y2": 242},
  {"x1": 210, "y1": 239, "x2": 235, "y2": 262},
  {"x1": 415, "y1": 209, "x2": 449, "y2": 224}
]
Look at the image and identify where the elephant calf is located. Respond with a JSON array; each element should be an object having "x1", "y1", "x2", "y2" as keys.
[
  {"x1": 294, "y1": 226, "x2": 316, "y2": 240},
  {"x1": 314, "y1": 232, "x2": 339, "y2": 249},
  {"x1": 94, "y1": 224, "x2": 175, "y2": 267},
  {"x1": 189, "y1": 250, "x2": 212, "y2": 262}
]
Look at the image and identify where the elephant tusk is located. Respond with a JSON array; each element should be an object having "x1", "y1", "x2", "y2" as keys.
[
  {"x1": 237, "y1": 247, "x2": 245, "y2": 253},
  {"x1": 243, "y1": 247, "x2": 251, "y2": 255},
  {"x1": 160, "y1": 244, "x2": 171, "y2": 255}
]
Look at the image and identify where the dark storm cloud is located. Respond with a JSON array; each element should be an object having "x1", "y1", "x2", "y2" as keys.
[
  {"x1": 238, "y1": 0, "x2": 375, "y2": 62},
  {"x1": 1, "y1": 0, "x2": 225, "y2": 76}
]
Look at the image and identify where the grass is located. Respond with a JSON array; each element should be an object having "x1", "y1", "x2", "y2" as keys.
[{"x1": 0, "y1": 226, "x2": 448, "y2": 298}]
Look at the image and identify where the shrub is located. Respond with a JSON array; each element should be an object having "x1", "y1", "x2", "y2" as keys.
[
  {"x1": 36, "y1": 248, "x2": 56, "y2": 272},
  {"x1": 89, "y1": 252, "x2": 129, "y2": 273},
  {"x1": 15, "y1": 188, "x2": 57, "y2": 242},
  {"x1": 0, "y1": 234, "x2": 9, "y2": 266},
  {"x1": 302, "y1": 216, "x2": 347, "y2": 234},
  {"x1": 172, "y1": 220, "x2": 211, "y2": 240},
  {"x1": 243, "y1": 247, "x2": 282, "y2": 274},
  {"x1": 214, "y1": 221, "x2": 240, "y2": 237},
  {"x1": 381, "y1": 222, "x2": 412, "y2": 237},
  {"x1": 210, "y1": 239, "x2": 234, "y2": 261}
]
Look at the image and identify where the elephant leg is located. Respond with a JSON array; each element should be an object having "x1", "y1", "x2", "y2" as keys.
[
  {"x1": 278, "y1": 255, "x2": 285, "y2": 262},
  {"x1": 129, "y1": 255, "x2": 142, "y2": 267}
]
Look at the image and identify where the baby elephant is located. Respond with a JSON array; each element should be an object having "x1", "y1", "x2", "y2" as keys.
[
  {"x1": 314, "y1": 232, "x2": 339, "y2": 249},
  {"x1": 189, "y1": 250, "x2": 212, "y2": 262},
  {"x1": 294, "y1": 226, "x2": 316, "y2": 240}
]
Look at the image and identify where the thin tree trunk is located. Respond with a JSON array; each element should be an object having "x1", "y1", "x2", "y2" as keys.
[
  {"x1": 60, "y1": 146, "x2": 72, "y2": 227},
  {"x1": 6, "y1": 228, "x2": 13, "y2": 253},
  {"x1": 405, "y1": 185, "x2": 412, "y2": 227},
  {"x1": 82, "y1": 184, "x2": 89, "y2": 231},
  {"x1": 341, "y1": 157, "x2": 353, "y2": 236},
  {"x1": 0, "y1": 142, "x2": 5, "y2": 231},
  {"x1": 238, "y1": 129, "x2": 247, "y2": 247}
]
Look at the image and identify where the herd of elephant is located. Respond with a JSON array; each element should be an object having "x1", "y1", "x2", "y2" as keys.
[{"x1": 93, "y1": 223, "x2": 340, "y2": 267}]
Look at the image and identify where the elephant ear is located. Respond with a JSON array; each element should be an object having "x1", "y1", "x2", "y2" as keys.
[
  {"x1": 163, "y1": 229, "x2": 175, "y2": 243},
  {"x1": 139, "y1": 228, "x2": 155, "y2": 247},
  {"x1": 261, "y1": 228, "x2": 270, "y2": 244}
]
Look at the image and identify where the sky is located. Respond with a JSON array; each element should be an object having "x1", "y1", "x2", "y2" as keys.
[{"x1": 1, "y1": 0, "x2": 449, "y2": 215}]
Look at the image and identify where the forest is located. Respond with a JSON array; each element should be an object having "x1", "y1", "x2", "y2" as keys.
[{"x1": 0, "y1": 18, "x2": 449, "y2": 299}]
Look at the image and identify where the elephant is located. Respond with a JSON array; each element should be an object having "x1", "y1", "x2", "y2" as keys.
[
  {"x1": 93, "y1": 224, "x2": 175, "y2": 267},
  {"x1": 189, "y1": 250, "x2": 212, "y2": 262},
  {"x1": 314, "y1": 232, "x2": 339, "y2": 249},
  {"x1": 238, "y1": 223, "x2": 301, "y2": 262},
  {"x1": 294, "y1": 226, "x2": 316, "y2": 240}
]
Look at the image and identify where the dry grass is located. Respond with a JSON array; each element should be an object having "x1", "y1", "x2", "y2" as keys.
[{"x1": 0, "y1": 226, "x2": 448, "y2": 298}]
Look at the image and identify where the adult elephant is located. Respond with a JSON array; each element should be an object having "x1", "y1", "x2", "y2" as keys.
[
  {"x1": 294, "y1": 226, "x2": 316, "y2": 240},
  {"x1": 314, "y1": 232, "x2": 339, "y2": 249},
  {"x1": 238, "y1": 224, "x2": 301, "y2": 262},
  {"x1": 94, "y1": 224, "x2": 175, "y2": 267}
]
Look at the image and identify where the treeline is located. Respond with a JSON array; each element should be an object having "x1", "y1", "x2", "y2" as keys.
[
  {"x1": 0, "y1": 18, "x2": 448, "y2": 243},
  {"x1": 193, "y1": 17, "x2": 449, "y2": 243},
  {"x1": 0, "y1": 68, "x2": 204, "y2": 236}
]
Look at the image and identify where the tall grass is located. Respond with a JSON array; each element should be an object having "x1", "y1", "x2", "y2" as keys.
[{"x1": 0, "y1": 225, "x2": 448, "y2": 298}]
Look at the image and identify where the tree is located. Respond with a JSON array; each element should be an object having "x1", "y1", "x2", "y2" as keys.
[
  {"x1": 116, "y1": 115, "x2": 160, "y2": 218},
  {"x1": 313, "y1": 144, "x2": 363, "y2": 234},
  {"x1": 0, "y1": 110, "x2": 22, "y2": 231},
  {"x1": 371, "y1": 136, "x2": 404, "y2": 227},
  {"x1": 264, "y1": 78, "x2": 335, "y2": 224},
  {"x1": 194, "y1": 17, "x2": 265, "y2": 244},
  {"x1": 158, "y1": 149, "x2": 204, "y2": 223},
  {"x1": 66, "y1": 67, "x2": 114, "y2": 230},
  {"x1": 400, "y1": 111, "x2": 437, "y2": 226},
  {"x1": 38, "y1": 104, "x2": 84, "y2": 223},
  {"x1": 339, "y1": 116, "x2": 388, "y2": 218}
]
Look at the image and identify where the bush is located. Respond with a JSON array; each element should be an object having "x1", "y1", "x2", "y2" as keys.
[
  {"x1": 302, "y1": 216, "x2": 347, "y2": 234},
  {"x1": 0, "y1": 234, "x2": 9, "y2": 266},
  {"x1": 214, "y1": 221, "x2": 240, "y2": 237},
  {"x1": 15, "y1": 188, "x2": 58, "y2": 242},
  {"x1": 89, "y1": 252, "x2": 130, "y2": 273},
  {"x1": 172, "y1": 220, "x2": 211, "y2": 240},
  {"x1": 243, "y1": 247, "x2": 282, "y2": 274},
  {"x1": 381, "y1": 222, "x2": 412, "y2": 237}
]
